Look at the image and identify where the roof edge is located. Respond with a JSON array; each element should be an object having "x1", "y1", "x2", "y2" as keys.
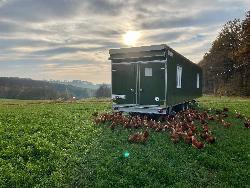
[{"x1": 109, "y1": 44, "x2": 167, "y2": 55}]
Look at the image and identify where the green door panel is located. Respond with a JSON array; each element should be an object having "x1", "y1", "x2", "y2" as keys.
[
  {"x1": 139, "y1": 63, "x2": 166, "y2": 105},
  {"x1": 112, "y1": 64, "x2": 136, "y2": 104}
]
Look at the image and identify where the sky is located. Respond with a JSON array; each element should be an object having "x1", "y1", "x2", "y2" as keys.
[{"x1": 0, "y1": 0, "x2": 249, "y2": 83}]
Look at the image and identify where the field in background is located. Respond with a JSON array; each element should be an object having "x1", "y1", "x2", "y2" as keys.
[{"x1": 0, "y1": 96, "x2": 249, "y2": 187}]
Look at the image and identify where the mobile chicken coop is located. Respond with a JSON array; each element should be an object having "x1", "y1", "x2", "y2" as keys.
[{"x1": 109, "y1": 44, "x2": 202, "y2": 114}]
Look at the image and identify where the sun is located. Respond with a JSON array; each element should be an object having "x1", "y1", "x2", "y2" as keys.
[{"x1": 123, "y1": 31, "x2": 140, "y2": 46}]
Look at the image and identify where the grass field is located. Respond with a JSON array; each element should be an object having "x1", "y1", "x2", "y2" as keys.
[{"x1": 0, "y1": 96, "x2": 250, "y2": 187}]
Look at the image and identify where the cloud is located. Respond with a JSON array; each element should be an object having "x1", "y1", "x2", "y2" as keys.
[
  {"x1": 0, "y1": 0, "x2": 249, "y2": 83},
  {"x1": 32, "y1": 47, "x2": 101, "y2": 56},
  {"x1": 0, "y1": 38, "x2": 55, "y2": 49},
  {"x1": 83, "y1": 0, "x2": 126, "y2": 16},
  {"x1": 0, "y1": 0, "x2": 126, "y2": 22},
  {"x1": 140, "y1": 8, "x2": 244, "y2": 30},
  {"x1": 0, "y1": 20, "x2": 19, "y2": 33},
  {"x1": 0, "y1": 0, "x2": 83, "y2": 22},
  {"x1": 146, "y1": 30, "x2": 185, "y2": 43}
]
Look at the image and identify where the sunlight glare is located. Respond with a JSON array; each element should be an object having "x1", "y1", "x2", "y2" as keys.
[{"x1": 123, "y1": 31, "x2": 140, "y2": 46}]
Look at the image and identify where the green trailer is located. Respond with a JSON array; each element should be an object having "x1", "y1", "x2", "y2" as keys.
[{"x1": 109, "y1": 44, "x2": 202, "y2": 114}]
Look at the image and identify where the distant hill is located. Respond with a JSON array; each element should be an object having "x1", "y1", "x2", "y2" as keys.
[
  {"x1": 48, "y1": 80, "x2": 109, "y2": 90},
  {"x1": 0, "y1": 77, "x2": 96, "y2": 100}
]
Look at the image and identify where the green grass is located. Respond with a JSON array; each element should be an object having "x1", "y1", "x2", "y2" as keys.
[{"x1": 0, "y1": 96, "x2": 250, "y2": 187}]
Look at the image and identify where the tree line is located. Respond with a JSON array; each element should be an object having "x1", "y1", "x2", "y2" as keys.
[
  {"x1": 199, "y1": 11, "x2": 250, "y2": 96},
  {"x1": 0, "y1": 77, "x2": 97, "y2": 100}
]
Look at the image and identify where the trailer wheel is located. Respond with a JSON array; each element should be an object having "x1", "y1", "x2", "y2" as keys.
[
  {"x1": 184, "y1": 102, "x2": 189, "y2": 110},
  {"x1": 129, "y1": 112, "x2": 137, "y2": 117},
  {"x1": 172, "y1": 104, "x2": 183, "y2": 113},
  {"x1": 182, "y1": 104, "x2": 185, "y2": 111},
  {"x1": 166, "y1": 107, "x2": 172, "y2": 115}
]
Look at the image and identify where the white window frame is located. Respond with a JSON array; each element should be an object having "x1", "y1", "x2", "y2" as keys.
[
  {"x1": 176, "y1": 65, "x2": 182, "y2": 88},
  {"x1": 197, "y1": 73, "x2": 200, "y2": 88},
  {"x1": 145, "y1": 68, "x2": 152, "y2": 77}
]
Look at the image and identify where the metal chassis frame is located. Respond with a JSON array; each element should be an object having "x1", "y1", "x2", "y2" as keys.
[{"x1": 112, "y1": 104, "x2": 167, "y2": 115}]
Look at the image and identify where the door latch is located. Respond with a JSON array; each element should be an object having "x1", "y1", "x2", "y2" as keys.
[{"x1": 139, "y1": 88, "x2": 143, "y2": 92}]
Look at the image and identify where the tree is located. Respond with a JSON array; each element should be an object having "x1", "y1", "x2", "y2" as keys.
[
  {"x1": 237, "y1": 11, "x2": 250, "y2": 95},
  {"x1": 95, "y1": 84, "x2": 111, "y2": 98},
  {"x1": 0, "y1": 77, "x2": 93, "y2": 100},
  {"x1": 198, "y1": 16, "x2": 250, "y2": 96}
]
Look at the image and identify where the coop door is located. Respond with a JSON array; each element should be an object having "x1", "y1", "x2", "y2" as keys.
[
  {"x1": 112, "y1": 63, "x2": 136, "y2": 104},
  {"x1": 138, "y1": 62, "x2": 166, "y2": 105}
]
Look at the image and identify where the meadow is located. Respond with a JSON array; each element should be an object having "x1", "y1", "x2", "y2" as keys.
[{"x1": 0, "y1": 96, "x2": 249, "y2": 187}]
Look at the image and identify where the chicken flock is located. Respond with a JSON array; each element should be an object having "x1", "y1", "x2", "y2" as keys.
[{"x1": 93, "y1": 107, "x2": 250, "y2": 149}]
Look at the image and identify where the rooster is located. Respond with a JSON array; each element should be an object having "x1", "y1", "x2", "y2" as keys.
[
  {"x1": 191, "y1": 136, "x2": 205, "y2": 149},
  {"x1": 143, "y1": 119, "x2": 149, "y2": 128},
  {"x1": 128, "y1": 134, "x2": 139, "y2": 143},
  {"x1": 221, "y1": 112, "x2": 228, "y2": 118},
  {"x1": 171, "y1": 128, "x2": 180, "y2": 143},
  {"x1": 200, "y1": 131, "x2": 215, "y2": 144},
  {"x1": 128, "y1": 130, "x2": 149, "y2": 144},
  {"x1": 94, "y1": 117, "x2": 101, "y2": 124},
  {"x1": 190, "y1": 121, "x2": 197, "y2": 132},
  {"x1": 110, "y1": 122, "x2": 117, "y2": 130},
  {"x1": 200, "y1": 132, "x2": 209, "y2": 139},
  {"x1": 183, "y1": 133, "x2": 192, "y2": 144},
  {"x1": 221, "y1": 119, "x2": 231, "y2": 128},
  {"x1": 155, "y1": 125, "x2": 165, "y2": 132},
  {"x1": 163, "y1": 123, "x2": 171, "y2": 130},
  {"x1": 206, "y1": 135, "x2": 216, "y2": 144},
  {"x1": 187, "y1": 128, "x2": 193, "y2": 137},
  {"x1": 235, "y1": 113, "x2": 243, "y2": 119},
  {"x1": 123, "y1": 121, "x2": 130, "y2": 128},
  {"x1": 215, "y1": 114, "x2": 221, "y2": 121},
  {"x1": 138, "y1": 130, "x2": 149, "y2": 143},
  {"x1": 200, "y1": 119, "x2": 207, "y2": 124},
  {"x1": 244, "y1": 119, "x2": 250, "y2": 128},
  {"x1": 175, "y1": 123, "x2": 183, "y2": 134},
  {"x1": 208, "y1": 115, "x2": 215, "y2": 121},
  {"x1": 202, "y1": 123, "x2": 209, "y2": 133},
  {"x1": 223, "y1": 107, "x2": 229, "y2": 112},
  {"x1": 92, "y1": 112, "x2": 98, "y2": 117}
]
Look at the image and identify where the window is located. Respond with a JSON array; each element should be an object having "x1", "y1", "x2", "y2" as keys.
[
  {"x1": 176, "y1": 65, "x2": 182, "y2": 88},
  {"x1": 145, "y1": 68, "x2": 152, "y2": 77},
  {"x1": 197, "y1": 73, "x2": 200, "y2": 88}
]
